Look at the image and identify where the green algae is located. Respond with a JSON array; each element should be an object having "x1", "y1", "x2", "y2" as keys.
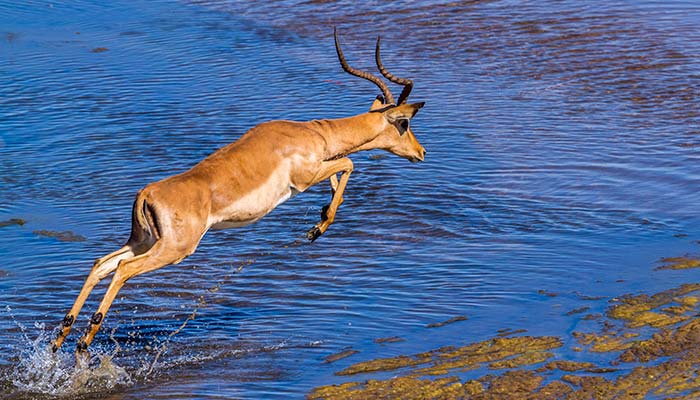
[
  {"x1": 658, "y1": 256, "x2": 700, "y2": 270},
  {"x1": 488, "y1": 351, "x2": 554, "y2": 370},
  {"x1": 309, "y1": 376, "x2": 480, "y2": 400},
  {"x1": 335, "y1": 336, "x2": 562, "y2": 377},
  {"x1": 537, "y1": 361, "x2": 602, "y2": 373},
  {"x1": 607, "y1": 284, "x2": 700, "y2": 327},
  {"x1": 572, "y1": 331, "x2": 634, "y2": 353}
]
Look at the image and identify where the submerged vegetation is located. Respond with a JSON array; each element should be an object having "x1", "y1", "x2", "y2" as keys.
[
  {"x1": 426, "y1": 316, "x2": 468, "y2": 329},
  {"x1": 0, "y1": 218, "x2": 26, "y2": 228},
  {"x1": 309, "y1": 256, "x2": 700, "y2": 399},
  {"x1": 32, "y1": 230, "x2": 86, "y2": 242},
  {"x1": 658, "y1": 257, "x2": 700, "y2": 270}
]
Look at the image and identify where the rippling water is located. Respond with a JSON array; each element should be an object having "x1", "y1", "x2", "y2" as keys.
[{"x1": 1, "y1": 0, "x2": 700, "y2": 398}]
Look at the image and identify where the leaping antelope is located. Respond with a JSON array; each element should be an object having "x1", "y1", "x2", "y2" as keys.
[{"x1": 52, "y1": 29, "x2": 426, "y2": 353}]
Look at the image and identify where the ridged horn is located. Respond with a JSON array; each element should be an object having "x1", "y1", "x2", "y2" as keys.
[
  {"x1": 375, "y1": 36, "x2": 413, "y2": 105},
  {"x1": 334, "y1": 28, "x2": 395, "y2": 105}
]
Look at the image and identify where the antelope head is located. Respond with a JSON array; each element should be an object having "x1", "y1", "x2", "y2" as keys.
[{"x1": 334, "y1": 29, "x2": 426, "y2": 163}]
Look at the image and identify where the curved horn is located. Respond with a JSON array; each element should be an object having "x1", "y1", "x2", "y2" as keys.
[
  {"x1": 375, "y1": 36, "x2": 413, "y2": 105},
  {"x1": 334, "y1": 28, "x2": 395, "y2": 105}
]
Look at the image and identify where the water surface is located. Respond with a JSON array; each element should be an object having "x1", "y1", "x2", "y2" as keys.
[{"x1": 1, "y1": 0, "x2": 700, "y2": 398}]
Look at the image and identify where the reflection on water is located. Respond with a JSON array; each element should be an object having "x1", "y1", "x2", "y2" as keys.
[{"x1": 1, "y1": 0, "x2": 699, "y2": 398}]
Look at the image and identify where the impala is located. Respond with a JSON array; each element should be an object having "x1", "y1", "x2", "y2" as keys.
[{"x1": 52, "y1": 29, "x2": 426, "y2": 353}]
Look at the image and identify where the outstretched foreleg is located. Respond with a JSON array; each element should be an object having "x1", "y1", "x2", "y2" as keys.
[
  {"x1": 320, "y1": 173, "x2": 344, "y2": 222},
  {"x1": 306, "y1": 157, "x2": 353, "y2": 242}
]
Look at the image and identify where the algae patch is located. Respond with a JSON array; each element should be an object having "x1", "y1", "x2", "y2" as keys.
[
  {"x1": 324, "y1": 349, "x2": 359, "y2": 364},
  {"x1": 335, "y1": 336, "x2": 562, "y2": 377},
  {"x1": 657, "y1": 256, "x2": 700, "y2": 270},
  {"x1": 565, "y1": 306, "x2": 590, "y2": 316},
  {"x1": 426, "y1": 315, "x2": 467, "y2": 328},
  {"x1": 33, "y1": 230, "x2": 86, "y2": 242},
  {"x1": 309, "y1": 249, "x2": 700, "y2": 400},
  {"x1": 496, "y1": 328, "x2": 527, "y2": 337},
  {"x1": 0, "y1": 218, "x2": 26, "y2": 228},
  {"x1": 606, "y1": 283, "x2": 700, "y2": 328},
  {"x1": 374, "y1": 336, "x2": 404, "y2": 344}
]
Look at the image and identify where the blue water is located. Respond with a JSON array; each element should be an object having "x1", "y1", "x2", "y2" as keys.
[{"x1": 1, "y1": 0, "x2": 700, "y2": 398}]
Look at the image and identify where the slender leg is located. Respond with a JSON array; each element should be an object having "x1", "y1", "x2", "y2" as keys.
[
  {"x1": 329, "y1": 173, "x2": 339, "y2": 194},
  {"x1": 307, "y1": 158, "x2": 353, "y2": 242},
  {"x1": 51, "y1": 245, "x2": 134, "y2": 352},
  {"x1": 76, "y1": 242, "x2": 174, "y2": 352},
  {"x1": 321, "y1": 174, "x2": 343, "y2": 222}
]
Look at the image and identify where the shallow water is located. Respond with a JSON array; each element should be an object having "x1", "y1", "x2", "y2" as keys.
[{"x1": 1, "y1": 0, "x2": 699, "y2": 398}]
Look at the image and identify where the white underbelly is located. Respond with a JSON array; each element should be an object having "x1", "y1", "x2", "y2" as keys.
[
  {"x1": 210, "y1": 218, "x2": 260, "y2": 230},
  {"x1": 208, "y1": 184, "x2": 299, "y2": 230}
]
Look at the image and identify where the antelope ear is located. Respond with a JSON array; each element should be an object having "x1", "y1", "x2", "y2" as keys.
[
  {"x1": 369, "y1": 95, "x2": 386, "y2": 111},
  {"x1": 383, "y1": 102, "x2": 425, "y2": 123}
]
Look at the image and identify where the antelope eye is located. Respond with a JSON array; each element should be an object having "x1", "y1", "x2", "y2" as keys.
[{"x1": 396, "y1": 119, "x2": 409, "y2": 135}]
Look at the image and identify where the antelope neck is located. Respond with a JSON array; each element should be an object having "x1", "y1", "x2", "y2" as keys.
[{"x1": 313, "y1": 113, "x2": 384, "y2": 161}]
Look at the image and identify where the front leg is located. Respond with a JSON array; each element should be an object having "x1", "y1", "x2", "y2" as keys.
[
  {"x1": 307, "y1": 158, "x2": 353, "y2": 242},
  {"x1": 321, "y1": 173, "x2": 342, "y2": 221}
]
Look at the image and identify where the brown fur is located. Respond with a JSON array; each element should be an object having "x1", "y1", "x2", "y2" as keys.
[{"x1": 52, "y1": 46, "x2": 426, "y2": 354}]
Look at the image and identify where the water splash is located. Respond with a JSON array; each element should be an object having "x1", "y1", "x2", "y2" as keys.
[
  {"x1": 3, "y1": 308, "x2": 132, "y2": 398},
  {"x1": 1, "y1": 261, "x2": 255, "y2": 397},
  {"x1": 1, "y1": 260, "x2": 297, "y2": 398},
  {"x1": 2, "y1": 306, "x2": 322, "y2": 398},
  {"x1": 141, "y1": 306, "x2": 198, "y2": 378}
]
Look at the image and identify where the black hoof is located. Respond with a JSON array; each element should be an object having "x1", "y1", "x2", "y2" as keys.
[
  {"x1": 320, "y1": 204, "x2": 330, "y2": 221},
  {"x1": 307, "y1": 226, "x2": 322, "y2": 242},
  {"x1": 51, "y1": 343, "x2": 58, "y2": 353},
  {"x1": 90, "y1": 312, "x2": 103, "y2": 325},
  {"x1": 76, "y1": 340, "x2": 88, "y2": 353}
]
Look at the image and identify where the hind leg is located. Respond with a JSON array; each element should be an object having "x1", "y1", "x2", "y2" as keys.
[
  {"x1": 77, "y1": 241, "x2": 178, "y2": 352},
  {"x1": 51, "y1": 245, "x2": 135, "y2": 352}
]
